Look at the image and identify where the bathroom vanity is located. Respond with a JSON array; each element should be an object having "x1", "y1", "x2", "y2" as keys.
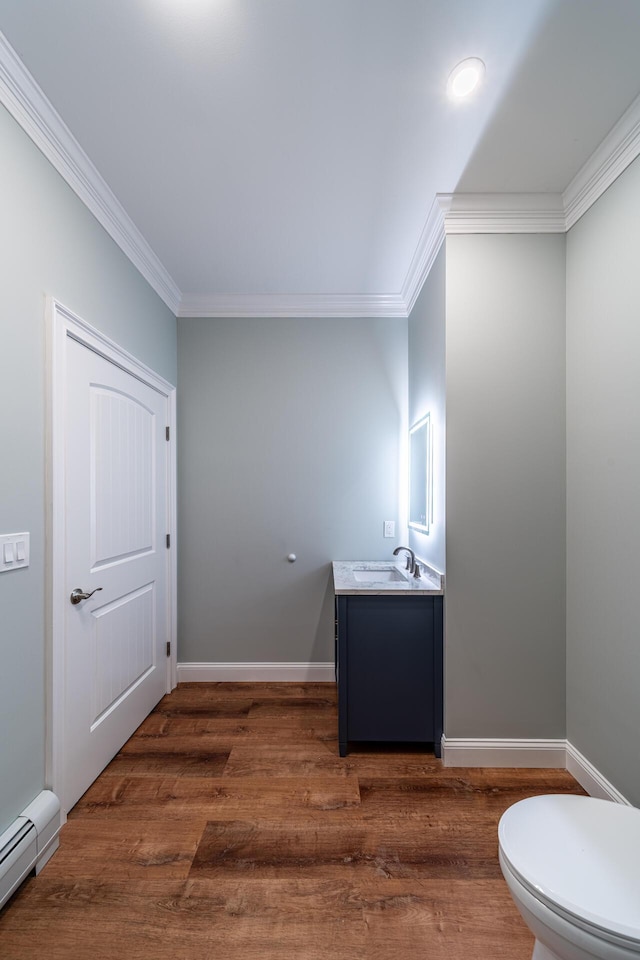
[{"x1": 332, "y1": 561, "x2": 443, "y2": 758}]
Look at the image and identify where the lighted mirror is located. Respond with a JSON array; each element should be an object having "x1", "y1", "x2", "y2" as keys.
[{"x1": 409, "y1": 413, "x2": 431, "y2": 534}]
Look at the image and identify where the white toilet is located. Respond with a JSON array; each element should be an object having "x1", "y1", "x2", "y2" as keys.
[{"x1": 498, "y1": 794, "x2": 640, "y2": 960}]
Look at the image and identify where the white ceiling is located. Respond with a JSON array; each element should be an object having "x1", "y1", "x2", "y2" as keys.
[{"x1": 2, "y1": 0, "x2": 640, "y2": 312}]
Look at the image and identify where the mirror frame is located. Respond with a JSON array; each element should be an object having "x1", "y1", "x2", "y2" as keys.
[{"x1": 408, "y1": 413, "x2": 432, "y2": 535}]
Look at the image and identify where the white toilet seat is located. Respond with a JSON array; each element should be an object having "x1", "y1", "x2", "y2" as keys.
[
  {"x1": 499, "y1": 795, "x2": 640, "y2": 949},
  {"x1": 500, "y1": 848, "x2": 640, "y2": 955}
]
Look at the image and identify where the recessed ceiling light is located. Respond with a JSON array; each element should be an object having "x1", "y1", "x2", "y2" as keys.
[{"x1": 447, "y1": 58, "x2": 485, "y2": 100}]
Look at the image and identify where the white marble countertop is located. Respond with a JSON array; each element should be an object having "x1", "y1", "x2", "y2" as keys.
[{"x1": 332, "y1": 560, "x2": 444, "y2": 596}]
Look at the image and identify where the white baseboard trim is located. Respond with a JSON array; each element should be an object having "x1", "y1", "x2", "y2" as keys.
[
  {"x1": 565, "y1": 742, "x2": 631, "y2": 805},
  {"x1": 176, "y1": 661, "x2": 335, "y2": 683},
  {"x1": 442, "y1": 737, "x2": 567, "y2": 769}
]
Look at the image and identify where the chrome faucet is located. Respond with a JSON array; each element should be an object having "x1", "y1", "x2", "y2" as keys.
[{"x1": 393, "y1": 545, "x2": 416, "y2": 573}]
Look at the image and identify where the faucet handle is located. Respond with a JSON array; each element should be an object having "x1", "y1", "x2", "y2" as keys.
[{"x1": 413, "y1": 563, "x2": 421, "y2": 579}]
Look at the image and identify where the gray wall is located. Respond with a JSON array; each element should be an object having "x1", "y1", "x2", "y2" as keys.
[
  {"x1": 177, "y1": 316, "x2": 407, "y2": 663},
  {"x1": 444, "y1": 234, "x2": 566, "y2": 737},
  {"x1": 408, "y1": 245, "x2": 446, "y2": 574},
  {"x1": 566, "y1": 156, "x2": 640, "y2": 804},
  {"x1": 0, "y1": 103, "x2": 177, "y2": 835}
]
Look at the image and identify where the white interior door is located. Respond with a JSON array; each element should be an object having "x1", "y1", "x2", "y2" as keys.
[{"x1": 63, "y1": 335, "x2": 170, "y2": 810}]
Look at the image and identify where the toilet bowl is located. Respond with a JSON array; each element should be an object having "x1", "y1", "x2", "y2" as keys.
[{"x1": 498, "y1": 794, "x2": 640, "y2": 960}]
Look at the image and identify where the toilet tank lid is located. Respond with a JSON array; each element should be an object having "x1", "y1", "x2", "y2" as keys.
[{"x1": 499, "y1": 794, "x2": 640, "y2": 943}]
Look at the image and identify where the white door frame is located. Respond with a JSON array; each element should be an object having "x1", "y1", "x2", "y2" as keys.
[{"x1": 46, "y1": 298, "x2": 177, "y2": 818}]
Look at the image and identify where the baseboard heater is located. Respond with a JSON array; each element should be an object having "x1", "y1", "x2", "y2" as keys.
[{"x1": 0, "y1": 790, "x2": 61, "y2": 909}]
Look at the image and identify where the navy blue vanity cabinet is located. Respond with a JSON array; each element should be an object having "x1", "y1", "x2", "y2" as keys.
[{"x1": 336, "y1": 595, "x2": 443, "y2": 757}]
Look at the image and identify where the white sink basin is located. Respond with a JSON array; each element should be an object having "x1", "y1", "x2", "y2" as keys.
[{"x1": 352, "y1": 567, "x2": 408, "y2": 582}]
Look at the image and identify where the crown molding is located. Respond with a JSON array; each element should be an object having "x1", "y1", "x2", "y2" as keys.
[
  {"x1": 178, "y1": 292, "x2": 407, "y2": 319},
  {"x1": 563, "y1": 91, "x2": 640, "y2": 230},
  {"x1": 0, "y1": 30, "x2": 181, "y2": 315},
  {"x1": 401, "y1": 197, "x2": 446, "y2": 316},
  {"x1": 437, "y1": 192, "x2": 566, "y2": 234}
]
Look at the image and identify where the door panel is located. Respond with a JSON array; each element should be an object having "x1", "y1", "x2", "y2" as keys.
[
  {"x1": 91, "y1": 386, "x2": 156, "y2": 566},
  {"x1": 64, "y1": 337, "x2": 169, "y2": 810},
  {"x1": 91, "y1": 583, "x2": 155, "y2": 727}
]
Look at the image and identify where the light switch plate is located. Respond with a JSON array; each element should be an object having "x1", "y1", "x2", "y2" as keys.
[
  {"x1": 0, "y1": 533, "x2": 30, "y2": 572},
  {"x1": 383, "y1": 520, "x2": 395, "y2": 538}
]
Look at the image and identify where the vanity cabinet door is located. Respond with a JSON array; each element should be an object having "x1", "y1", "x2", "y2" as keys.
[{"x1": 337, "y1": 595, "x2": 443, "y2": 756}]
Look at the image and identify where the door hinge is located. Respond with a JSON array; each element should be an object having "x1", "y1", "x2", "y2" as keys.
[
  {"x1": 166, "y1": 641, "x2": 171, "y2": 657},
  {"x1": 166, "y1": 533, "x2": 171, "y2": 548},
  {"x1": 166, "y1": 426, "x2": 170, "y2": 441}
]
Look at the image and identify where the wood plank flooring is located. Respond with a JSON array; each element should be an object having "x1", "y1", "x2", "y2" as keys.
[{"x1": 0, "y1": 682, "x2": 586, "y2": 959}]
